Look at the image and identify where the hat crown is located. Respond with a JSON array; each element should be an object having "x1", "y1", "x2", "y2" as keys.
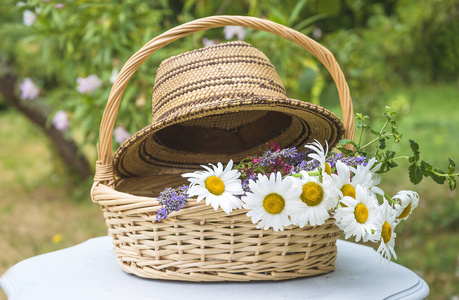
[
  {"x1": 113, "y1": 41, "x2": 344, "y2": 178},
  {"x1": 151, "y1": 42, "x2": 288, "y2": 122}
]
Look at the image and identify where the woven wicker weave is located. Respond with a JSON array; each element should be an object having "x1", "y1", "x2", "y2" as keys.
[
  {"x1": 91, "y1": 16, "x2": 355, "y2": 282},
  {"x1": 113, "y1": 41, "x2": 345, "y2": 178}
]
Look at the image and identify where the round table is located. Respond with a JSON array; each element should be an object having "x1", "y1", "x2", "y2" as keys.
[{"x1": 0, "y1": 236, "x2": 429, "y2": 300}]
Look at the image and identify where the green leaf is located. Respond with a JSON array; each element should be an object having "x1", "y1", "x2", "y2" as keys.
[
  {"x1": 430, "y1": 168, "x2": 446, "y2": 184},
  {"x1": 421, "y1": 160, "x2": 433, "y2": 176},
  {"x1": 370, "y1": 129, "x2": 380, "y2": 136},
  {"x1": 409, "y1": 139, "x2": 420, "y2": 163},
  {"x1": 383, "y1": 106, "x2": 397, "y2": 119},
  {"x1": 288, "y1": 0, "x2": 307, "y2": 25},
  {"x1": 379, "y1": 138, "x2": 386, "y2": 149},
  {"x1": 356, "y1": 113, "x2": 369, "y2": 129},
  {"x1": 269, "y1": 7, "x2": 287, "y2": 24},
  {"x1": 409, "y1": 163, "x2": 423, "y2": 185},
  {"x1": 378, "y1": 150, "x2": 398, "y2": 173},
  {"x1": 391, "y1": 121, "x2": 402, "y2": 143},
  {"x1": 448, "y1": 176, "x2": 457, "y2": 191},
  {"x1": 337, "y1": 139, "x2": 355, "y2": 147},
  {"x1": 293, "y1": 14, "x2": 327, "y2": 32},
  {"x1": 319, "y1": 83, "x2": 339, "y2": 108},
  {"x1": 298, "y1": 68, "x2": 317, "y2": 95},
  {"x1": 316, "y1": 0, "x2": 341, "y2": 15},
  {"x1": 337, "y1": 139, "x2": 358, "y2": 155},
  {"x1": 337, "y1": 147, "x2": 354, "y2": 156},
  {"x1": 448, "y1": 158, "x2": 456, "y2": 174}
]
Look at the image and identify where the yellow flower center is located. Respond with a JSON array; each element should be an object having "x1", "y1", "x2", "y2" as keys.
[
  {"x1": 205, "y1": 176, "x2": 225, "y2": 195},
  {"x1": 397, "y1": 203, "x2": 412, "y2": 219},
  {"x1": 382, "y1": 221, "x2": 392, "y2": 244},
  {"x1": 341, "y1": 184, "x2": 356, "y2": 199},
  {"x1": 325, "y1": 162, "x2": 332, "y2": 176},
  {"x1": 263, "y1": 193, "x2": 285, "y2": 214},
  {"x1": 300, "y1": 182, "x2": 324, "y2": 206},
  {"x1": 354, "y1": 203, "x2": 369, "y2": 224}
]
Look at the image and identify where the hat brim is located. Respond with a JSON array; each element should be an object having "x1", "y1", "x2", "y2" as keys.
[{"x1": 113, "y1": 96, "x2": 344, "y2": 178}]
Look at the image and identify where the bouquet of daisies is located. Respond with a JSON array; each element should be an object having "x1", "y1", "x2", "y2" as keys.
[{"x1": 155, "y1": 107, "x2": 457, "y2": 262}]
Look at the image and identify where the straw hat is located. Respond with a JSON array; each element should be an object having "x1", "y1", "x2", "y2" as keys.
[{"x1": 113, "y1": 41, "x2": 344, "y2": 178}]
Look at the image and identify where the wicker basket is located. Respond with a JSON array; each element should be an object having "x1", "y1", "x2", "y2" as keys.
[{"x1": 91, "y1": 16, "x2": 355, "y2": 282}]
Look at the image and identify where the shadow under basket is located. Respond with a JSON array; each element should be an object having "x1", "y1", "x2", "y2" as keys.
[{"x1": 91, "y1": 173, "x2": 339, "y2": 282}]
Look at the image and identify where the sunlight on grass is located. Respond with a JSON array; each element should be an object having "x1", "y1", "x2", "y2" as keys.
[{"x1": 0, "y1": 109, "x2": 106, "y2": 281}]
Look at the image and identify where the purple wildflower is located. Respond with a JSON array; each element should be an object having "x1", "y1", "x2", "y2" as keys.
[
  {"x1": 293, "y1": 151, "x2": 367, "y2": 173},
  {"x1": 23, "y1": 10, "x2": 36, "y2": 26},
  {"x1": 288, "y1": 150, "x2": 310, "y2": 167},
  {"x1": 114, "y1": 126, "x2": 131, "y2": 144},
  {"x1": 76, "y1": 74, "x2": 102, "y2": 95},
  {"x1": 19, "y1": 78, "x2": 39, "y2": 100},
  {"x1": 241, "y1": 173, "x2": 257, "y2": 195},
  {"x1": 326, "y1": 152, "x2": 367, "y2": 168},
  {"x1": 52, "y1": 110, "x2": 69, "y2": 131},
  {"x1": 294, "y1": 159, "x2": 319, "y2": 173},
  {"x1": 259, "y1": 147, "x2": 298, "y2": 166},
  {"x1": 156, "y1": 185, "x2": 189, "y2": 221}
]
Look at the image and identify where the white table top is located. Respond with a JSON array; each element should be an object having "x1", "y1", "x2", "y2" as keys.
[{"x1": 1, "y1": 236, "x2": 429, "y2": 300}]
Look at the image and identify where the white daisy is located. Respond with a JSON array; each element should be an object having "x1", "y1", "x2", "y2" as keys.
[
  {"x1": 182, "y1": 160, "x2": 244, "y2": 214},
  {"x1": 335, "y1": 185, "x2": 383, "y2": 242},
  {"x1": 377, "y1": 200, "x2": 398, "y2": 261},
  {"x1": 290, "y1": 171, "x2": 340, "y2": 227},
  {"x1": 393, "y1": 190, "x2": 419, "y2": 222},
  {"x1": 332, "y1": 160, "x2": 357, "y2": 200},
  {"x1": 242, "y1": 172, "x2": 303, "y2": 231},
  {"x1": 305, "y1": 140, "x2": 332, "y2": 178},
  {"x1": 350, "y1": 157, "x2": 385, "y2": 197}
]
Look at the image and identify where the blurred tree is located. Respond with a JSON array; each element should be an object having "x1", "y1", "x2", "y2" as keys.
[{"x1": 0, "y1": 0, "x2": 457, "y2": 177}]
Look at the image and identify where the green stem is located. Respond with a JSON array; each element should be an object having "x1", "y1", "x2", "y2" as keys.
[
  {"x1": 291, "y1": 170, "x2": 320, "y2": 177},
  {"x1": 358, "y1": 126, "x2": 364, "y2": 147},
  {"x1": 360, "y1": 133, "x2": 393, "y2": 151},
  {"x1": 393, "y1": 156, "x2": 410, "y2": 160},
  {"x1": 380, "y1": 119, "x2": 390, "y2": 136},
  {"x1": 431, "y1": 170, "x2": 459, "y2": 177},
  {"x1": 384, "y1": 192, "x2": 397, "y2": 205}
]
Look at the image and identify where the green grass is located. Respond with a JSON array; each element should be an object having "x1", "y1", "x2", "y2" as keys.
[
  {"x1": 0, "y1": 109, "x2": 106, "y2": 300},
  {"x1": 0, "y1": 83, "x2": 458, "y2": 299},
  {"x1": 359, "y1": 84, "x2": 459, "y2": 299}
]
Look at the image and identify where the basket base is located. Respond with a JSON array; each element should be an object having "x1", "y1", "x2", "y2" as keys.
[
  {"x1": 113, "y1": 239, "x2": 338, "y2": 282},
  {"x1": 117, "y1": 254, "x2": 336, "y2": 282},
  {"x1": 102, "y1": 181, "x2": 340, "y2": 282}
]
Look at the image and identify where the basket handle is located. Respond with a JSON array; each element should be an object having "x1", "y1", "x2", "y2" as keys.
[{"x1": 97, "y1": 15, "x2": 355, "y2": 166}]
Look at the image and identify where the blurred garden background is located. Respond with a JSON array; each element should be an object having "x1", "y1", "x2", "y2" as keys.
[{"x1": 0, "y1": 0, "x2": 458, "y2": 299}]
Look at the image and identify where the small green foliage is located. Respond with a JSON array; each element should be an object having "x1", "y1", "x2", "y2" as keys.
[
  {"x1": 409, "y1": 140, "x2": 420, "y2": 162},
  {"x1": 408, "y1": 162, "x2": 423, "y2": 185},
  {"x1": 336, "y1": 138, "x2": 357, "y2": 156},
  {"x1": 379, "y1": 138, "x2": 387, "y2": 150},
  {"x1": 408, "y1": 139, "x2": 422, "y2": 184},
  {"x1": 406, "y1": 139, "x2": 457, "y2": 189},
  {"x1": 356, "y1": 113, "x2": 370, "y2": 129},
  {"x1": 421, "y1": 161, "x2": 433, "y2": 176},
  {"x1": 379, "y1": 150, "x2": 398, "y2": 173},
  {"x1": 430, "y1": 168, "x2": 447, "y2": 184},
  {"x1": 448, "y1": 176, "x2": 457, "y2": 190},
  {"x1": 447, "y1": 158, "x2": 455, "y2": 175},
  {"x1": 342, "y1": 106, "x2": 458, "y2": 191}
]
